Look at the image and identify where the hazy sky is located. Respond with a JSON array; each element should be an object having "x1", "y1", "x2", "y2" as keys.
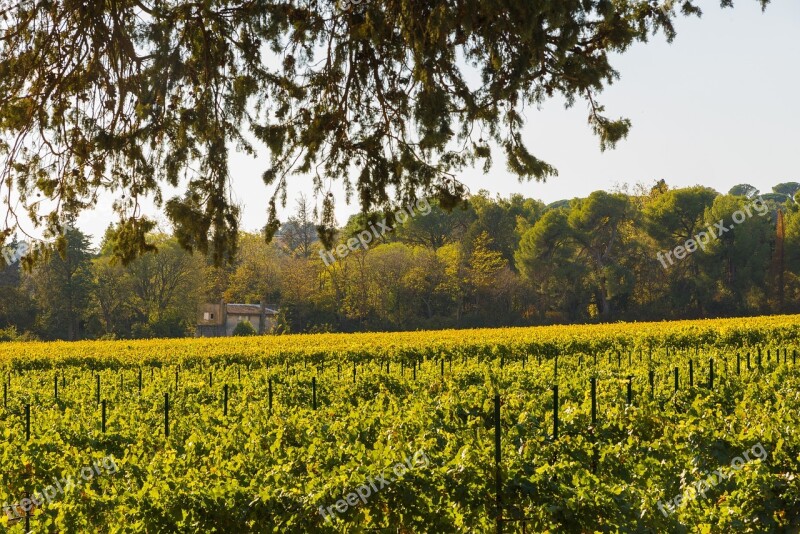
[{"x1": 76, "y1": 0, "x2": 800, "y2": 241}]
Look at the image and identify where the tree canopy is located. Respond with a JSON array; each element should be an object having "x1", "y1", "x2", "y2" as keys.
[
  {"x1": 4, "y1": 179, "x2": 800, "y2": 339},
  {"x1": 0, "y1": 0, "x2": 770, "y2": 264}
]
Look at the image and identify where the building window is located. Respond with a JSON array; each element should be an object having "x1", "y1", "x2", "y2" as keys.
[{"x1": 203, "y1": 312, "x2": 214, "y2": 321}]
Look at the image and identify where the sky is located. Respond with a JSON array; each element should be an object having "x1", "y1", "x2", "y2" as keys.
[{"x1": 75, "y1": 0, "x2": 800, "y2": 241}]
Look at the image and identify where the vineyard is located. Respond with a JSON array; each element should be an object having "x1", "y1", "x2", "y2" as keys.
[{"x1": 1, "y1": 315, "x2": 800, "y2": 532}]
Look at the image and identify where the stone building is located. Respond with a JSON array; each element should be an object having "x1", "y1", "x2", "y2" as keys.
[{"x1": 196, "y1": 301, "x2": 279, "y2": 337}]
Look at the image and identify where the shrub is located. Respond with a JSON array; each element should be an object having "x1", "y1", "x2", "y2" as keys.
[{"x1": 232, "y1": 320, "x2": 257, "y2": 336}]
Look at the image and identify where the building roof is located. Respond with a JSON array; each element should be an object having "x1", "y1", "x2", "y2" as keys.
[
  {"x1": 226, "y1": 303, "x2": 279, "y2": 315},
  {"x1": 226, "y1": 303, "x2": 262, "y2": 315}
]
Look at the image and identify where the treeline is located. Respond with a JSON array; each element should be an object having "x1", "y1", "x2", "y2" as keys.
[{"x1": 1, "y1": 181, "x2": 799, "y2": 340}]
